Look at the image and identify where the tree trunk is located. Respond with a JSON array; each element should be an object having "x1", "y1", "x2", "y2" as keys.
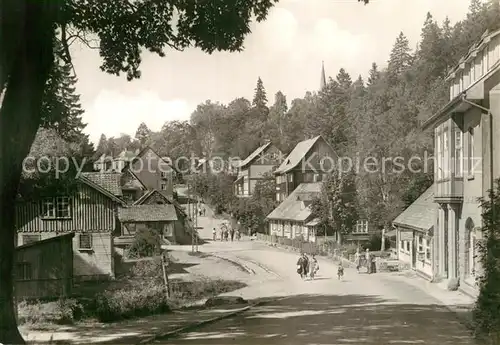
[{"x1": 0, "y1": 1, "x2": 56, "y2": 343}]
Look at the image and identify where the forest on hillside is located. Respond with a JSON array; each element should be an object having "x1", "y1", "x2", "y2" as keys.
[{"x1": 29, "y1": 0, "x2": 500, "y2": 229}]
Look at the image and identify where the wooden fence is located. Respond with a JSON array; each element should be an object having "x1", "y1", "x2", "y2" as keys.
[
  {"x1": 256, "y1": 233, "x2": 355, "y2": 263},
  {"x1": 256, "y1": 233, "x2": 398, "y2": 271}
]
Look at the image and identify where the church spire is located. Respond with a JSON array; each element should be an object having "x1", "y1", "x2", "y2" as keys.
[{"x1": 320, "y1": 61, "x2": 326, "y2": 90}]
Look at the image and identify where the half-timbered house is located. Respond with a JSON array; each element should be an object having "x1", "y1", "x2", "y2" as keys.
[
  {"x1": 274, "y1": 135, "x2": 337, "y2": 203},
  {"x1": 115, "y1": 189, "x2": 191, "y2": 247},
  {"x1": 233, "y1": 142, "x2": 283, "y2": 198},
  {"x1": 121, "y1": 146, "x2": 181, "y2": 200},
  {"x1": 15, "y1": 174, "x2": 124, "y2": 280}
]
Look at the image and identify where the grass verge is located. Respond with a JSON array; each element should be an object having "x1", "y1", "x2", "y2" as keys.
[{"x1": 18, "y1": 257, "x2": 246, "y2": 328}]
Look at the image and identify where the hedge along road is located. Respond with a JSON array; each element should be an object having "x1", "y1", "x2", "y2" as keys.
[{"x1": 151, "y1": 242, "x2": 476, "y2": 344}]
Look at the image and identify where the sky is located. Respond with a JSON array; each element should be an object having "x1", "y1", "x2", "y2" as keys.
[{"x1": 71, "y1": 0, "x2": 472, "y2": 145}]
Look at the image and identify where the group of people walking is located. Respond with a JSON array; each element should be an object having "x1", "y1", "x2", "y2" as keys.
[
  {"x1": 297, "y1": 247, "x2": 374, "y2": 281},
  {"x1": 354, "y1": 248, "x2": 374, "y2": 274},
  {"x1": 213, "y1": 225, "x2": 240, "y2": 242},
  {"x1": 296, "y1": 252, "x2": 320, "y2": 280}
]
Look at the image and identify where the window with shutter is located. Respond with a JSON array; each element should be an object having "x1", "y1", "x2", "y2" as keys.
[{"x1": 78, "y1": 233, "x2": 93, "y2": 250}]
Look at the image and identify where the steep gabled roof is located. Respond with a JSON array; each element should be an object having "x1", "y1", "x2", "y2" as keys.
[
  {"x1": 393, "y1": 186, "x2": 435, "y2": 232},
  {"x1": 274, "y1": 136, "x2": 328, "y2": 174},
  {"x1": 238, "y1": 142, "x2": 272, "y2": 169},
  {"x1": 266, "y1": 182, "x2": 322, "y2": 221},
  {"x1": 133, "y1": 189, "x2": 187, "y2": 217},
  {"x1": 80, "y1": 172, "x2": 122, "y2": 196},
  {"x1": 78, "y1": 174, "x2": 125, "y2": 205},
  {"x1": 121, "y1": 169, "x2": 147, "y2": 190}
]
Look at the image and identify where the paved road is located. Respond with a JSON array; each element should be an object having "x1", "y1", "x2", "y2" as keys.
[{"x1": 155, "y1": 241, "x2": 476, "y2": 345}]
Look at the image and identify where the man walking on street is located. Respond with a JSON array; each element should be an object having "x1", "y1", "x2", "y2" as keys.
[
  {"x1": 365, "y1": 248, "x2": 372, "y2": 274},
  {"x1": 230, "y1": 228, "x2": 235, "y2": 241}
]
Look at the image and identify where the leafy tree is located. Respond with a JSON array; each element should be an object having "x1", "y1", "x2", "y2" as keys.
[
  {"x1": 218, "y1": 98, "x2": 253, "y2": 157},
  {"x1": 282, "y1": 92, "x2": 316, "y2": 152},
  {"x1": 401, "y1": 173, "x2": 433, "y2": 208},
  {"x1": 190, "y1": 100, "x2": 226, "y2": 158},
  {"x1": 0, "y1": 0, "x2": 287, "y2": 341},
  {"x1": 473, "y1": 179, "x2": 500, "y2": 344},
  {"x1": 18, "y1": 128, "x2": 81, "y2": 200},
  {"x1": 233, "y1": 174, "x2": 277, "y2": 234},
  {"x1": 113, "y1": 134, "x2": 133, "y2": 153},
  {"x1": 310, "y1": 170, "x2": 358, "y2": 240},
  {"x1": 135, "y1": 122, "x2": 152, "y2": 147},
  {"x1": 266, "y1": 91, "x2": 288, "y2": 144},
  {"x1": 157, "y1": 120, "x2": 200, "y2": 171}
]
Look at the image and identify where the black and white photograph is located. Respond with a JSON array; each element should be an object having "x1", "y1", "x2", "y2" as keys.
[{"x1": 1, "y1": 0, "x2": 500, "y2": 344}]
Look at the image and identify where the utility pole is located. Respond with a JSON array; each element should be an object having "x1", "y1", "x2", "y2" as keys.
[
  {"x1": 194, "y1": 183, "x2": 199, "y2": 252},
  {"x1": 189, "y1": 181, "x2": 194, "y2": 253},
  {"x1": 381, "y1": 227, "x2": 386, "y2": 251},
  {"x1": 161, "y1": 250, "x2": 170, "y2": 298}
]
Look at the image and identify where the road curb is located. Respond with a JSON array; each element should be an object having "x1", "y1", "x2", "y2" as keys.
[
  {"x1": 138, "y1": 297, "x2": 285, "y2": 344},
  {"x1": 210, "y1": 254, "x2": 256, "y2": 275}
]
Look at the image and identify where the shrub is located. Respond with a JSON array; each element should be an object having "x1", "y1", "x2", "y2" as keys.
[
  {"x1": 95, "y1": 284, "x2": 170, "y2": 322},
  {"x1": 55, "y1": 298, "x2": 84, "y2": 324},
  {"x1": 18, "y1": 298, "x2": 84, "y2": 326},
  {"x1": 473, "y1": 178, "x2": 500, "y2": 344},
  {"x1": 128, "y1": 228, "x2": 161, "y2": 258},
  {"x1": 128, "y1": 257, "x2": 163, "y2": 282},
  {"x1": 169, "y1": 278, "x2": 246, "y2": 307},
  {"x1": 17, "y1": 300, "x2": 45, "y2": 326}
]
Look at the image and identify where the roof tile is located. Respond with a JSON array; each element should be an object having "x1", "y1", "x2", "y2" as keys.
[
  {"x1": 118, "y1": 204, "x2": 178, "y2": 222},
  {"x1": 267, "y1": 182, "x2": 322, "y2": 222},
  {"x1": 393, "y1": 186, "x2": 435, "y2": 231},
  {"x1": 274, "y1": 136, "x2": 325, "y2": 174},
  {"x1": 80, "y1": 172, "x2": 122, "y2": 196}
]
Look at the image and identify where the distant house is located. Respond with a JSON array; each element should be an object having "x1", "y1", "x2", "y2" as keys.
[
  {"x1": 267, "y1": 182, "x2": 322, "y2": 242},
  {"x1": 393, "y1": 186, "x2": 435, "y2": 279},
  {"x1": 196, "y1": 157, "x2": 240, "y2": 176},
  {"x1": 234, "y1": 142, "x2": 283, "y2": 198},
  {"x1": 120, "y1": 168, "x2": 147, "y2": 204},
  {"x1": 15, "y1": 233, "x2": 74, "y2": 299},
  {"x1": 15, "y1": 174, "x2": 125, "y2": 280},
  {"x1": 274, "y1": 135, "x2": 337, "y2": 203},
  {"x1": 344, "y1": 219, "x2": 374, "y2": 243},
  {"x1": 115, "y1": 189, "x2": 191, "y2": 246},
  {"x1": 93, "y1": 149, "x2": 139, "y2": 172},
  {"x1": 122, "y1": 146, "x2": 180, "y2": 200},
  {"x1": 117, "y1": 204, "x2": 179, "y2": 248}
]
